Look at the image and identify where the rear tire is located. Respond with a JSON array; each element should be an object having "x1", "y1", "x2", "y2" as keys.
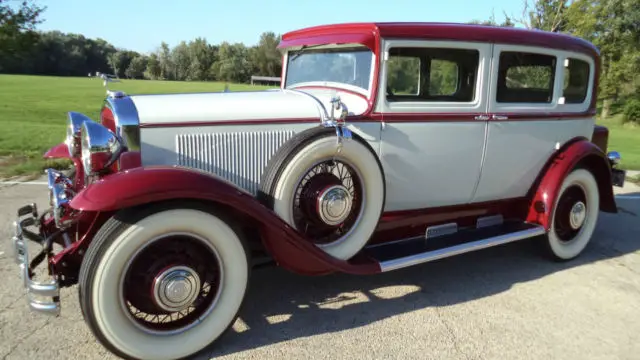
[
  {"x1": 78, "y1": 204, "x2": 249, "y2": 360},
  {"x1": 545, "y1": 168, "x2": 600, "y2": 261}
]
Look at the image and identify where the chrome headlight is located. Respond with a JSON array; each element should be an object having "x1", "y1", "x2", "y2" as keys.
[
  {"x1": 65, "y1": 112, "x2": 93, "y2": 157},
  {"x1": 81, "y1": 121, "x2": 123, "y2": 175}
]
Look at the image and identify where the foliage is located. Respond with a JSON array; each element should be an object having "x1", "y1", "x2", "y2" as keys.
[
  {"x1": 623, "y1": 100, "x2": 640, "y2": 124},
  {"x1": 0, "y1": 0, "x2": 46, "y2": 72}
]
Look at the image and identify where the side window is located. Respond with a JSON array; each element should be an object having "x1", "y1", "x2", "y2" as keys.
[
  {"x1": 387, "y1": 53, "x2": 421, "y2": 95},
  {"x1": 562, "y1": 58, "x2": 590, "y2": 104},
  {"x1": 496, "y1": 52, "x2": 557, "y2": 103},
  {"x1": 386, "y1": 47, "x2": 479, "y2": 102},
  {"x1": 429, "y1": 59, "x2": 458, "y2": 96}
]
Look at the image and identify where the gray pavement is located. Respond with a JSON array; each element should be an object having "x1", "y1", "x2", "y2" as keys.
[{"x1": 1, "y1": 181, "x2": 639, "y2": 360}]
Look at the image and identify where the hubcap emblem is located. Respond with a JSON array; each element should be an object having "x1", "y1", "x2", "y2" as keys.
[
  {"x1": 569, "y1": 201, "x2": 587, "y2": 230},
  {"x1": 317, "y1": 185, "x2": 353, "y2": 226},
  {"x1": 153, "y1": 266, "x2": 201, "y2": 312}
]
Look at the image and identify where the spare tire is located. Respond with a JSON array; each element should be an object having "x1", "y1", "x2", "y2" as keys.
[{"x1": 258, "y1": 126, "x2": 385, "y2": 260}]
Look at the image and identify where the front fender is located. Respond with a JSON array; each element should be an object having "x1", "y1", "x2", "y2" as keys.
[
  {"x1": 68, "y1": 166, "x2": 380, "y2": 276},
  {"x1": 526, "y1": 139, "x2": 617, "y2": 229},
  {"x1": 43, "y1": 142, "x2": 70, "y2": 159}
]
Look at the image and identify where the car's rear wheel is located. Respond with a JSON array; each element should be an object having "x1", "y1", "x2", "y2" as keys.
[
  {"x1": 259, "y1": 127, "x2": 385, "y2": 260},
  {"x1": 78, "y1": 204, "x2": 249, "y2": 360},
  {"x1": 545, "y1": 168, "x2": 600, "y2": 261}
]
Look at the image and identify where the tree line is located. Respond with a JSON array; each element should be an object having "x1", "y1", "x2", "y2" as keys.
[{"x1": 1, "y1": 0, "x2": 638, "y2": 121}]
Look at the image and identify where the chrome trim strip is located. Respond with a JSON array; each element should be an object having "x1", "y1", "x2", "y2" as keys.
[
  {"x1": 379, "y1": 224, "x2": 546, "y2": 272},
  {"x1": 105, "y1": 95, "x2": 141, "y2": 151}
]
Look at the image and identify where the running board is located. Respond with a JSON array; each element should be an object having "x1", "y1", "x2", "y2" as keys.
[{"x1": 365, "y1": 221, "x2": 546, "y2": 272}]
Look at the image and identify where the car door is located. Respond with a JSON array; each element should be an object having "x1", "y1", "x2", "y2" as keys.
[
  {"x1": 375, "y1": 39, "x2": 492, "y2": 211},
  {"x1": 471, "y1": 44, "x2": 596, "y2": 203}
]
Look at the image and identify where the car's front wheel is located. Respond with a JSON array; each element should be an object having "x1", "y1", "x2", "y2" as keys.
[
  {"x1": 545, "y1": 168, "x2": 600, "y2": 261},
  {"x1": 78, "y1": 204, "x2": 249, "y2": 360}
]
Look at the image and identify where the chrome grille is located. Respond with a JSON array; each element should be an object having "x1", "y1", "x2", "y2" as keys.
[{"x1": 176, "y1": 130, "x2": 296, "y2": 194}]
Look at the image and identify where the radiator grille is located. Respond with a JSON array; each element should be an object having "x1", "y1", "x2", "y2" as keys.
[{"x1": 176, "y1": 130, "x2": 296, "y2": 194}]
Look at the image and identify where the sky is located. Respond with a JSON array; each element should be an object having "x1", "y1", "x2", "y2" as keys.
[{"x1": 35, "y1": 0, "x2": 523, "y2": 54}]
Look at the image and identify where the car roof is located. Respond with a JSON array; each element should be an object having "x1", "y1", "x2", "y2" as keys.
[{"x1": 279, "y1": 22, "x2": 599, "y2": 59}]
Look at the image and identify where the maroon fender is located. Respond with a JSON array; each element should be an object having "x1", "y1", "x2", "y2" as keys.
[
  {"x1": 526, "y1": 139, "x2": 617, "y2": 229},
  {"x1": 68, "y1": 166, "x2": 381, "y2": 276},
  {"x1": 43, "y1": 142, "x2": 70, "y2": 159}
]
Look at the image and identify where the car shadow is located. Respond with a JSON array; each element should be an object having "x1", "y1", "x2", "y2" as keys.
[{"x1": 195, "y1": 200, "x2": 640, "y2": 359}]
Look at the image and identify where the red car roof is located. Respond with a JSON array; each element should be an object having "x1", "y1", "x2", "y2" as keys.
[{"x1": 279, "y1": 22, "x2": 599, "y2": 59}]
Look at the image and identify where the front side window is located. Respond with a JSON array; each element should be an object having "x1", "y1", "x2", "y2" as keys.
[
  {"x1": 497, "y1": 52, "x2": 557, "y2": 103},
  {"x1": 284, "y1": 46, "x2": 374, "y2": 94},
  {"x1": 385, "y1": 47, "x2": 479, "y2": 102}
]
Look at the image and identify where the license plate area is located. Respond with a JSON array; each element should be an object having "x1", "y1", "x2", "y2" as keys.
[{"x1": 612, "y1": 169, "x2": 626, "y2": 187}]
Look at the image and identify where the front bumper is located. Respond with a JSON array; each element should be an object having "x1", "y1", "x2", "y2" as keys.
[
  {"x1": 11, "y1": 204, "x2": 61, "y2": 316},
  {"x1": 608, "y1": 151, "x2": 625, "y2": 187}
]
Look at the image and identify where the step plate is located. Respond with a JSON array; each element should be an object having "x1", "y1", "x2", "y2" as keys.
[{"x1": 364, "y1": 221, "x2": 546, "y2": 272}]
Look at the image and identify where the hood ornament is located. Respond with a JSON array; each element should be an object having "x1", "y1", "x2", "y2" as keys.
[{"x1": 100, "y1": 73, "x2": 126, "y2": 98}]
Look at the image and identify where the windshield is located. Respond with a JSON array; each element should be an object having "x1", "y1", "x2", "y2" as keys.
[{"x1": 284, "y1": 46, "x2": 374, "y2": 94}]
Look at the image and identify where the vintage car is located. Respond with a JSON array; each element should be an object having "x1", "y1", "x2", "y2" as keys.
[{"x1": 11, "y1": 22, "x2": 625, "y2": 360}]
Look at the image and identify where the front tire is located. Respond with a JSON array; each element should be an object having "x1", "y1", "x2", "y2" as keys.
[
  {"x1": 545, "y1": 168, "x2": 600, "y2": 261},
  {"x1": 78, "y1": 205, "x2": 249, "y2": 360}
]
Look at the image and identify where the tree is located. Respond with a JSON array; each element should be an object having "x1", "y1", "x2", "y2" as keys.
[
  {"x1": 144, "y1": 53, "x2": 161, "y2": 79},
  {"x1": 249, "y1": 31, "x2": 282, "y2": 77},
  {"x1": 125, "y1": 55, "x2": 147, "y2": 79},
  {"x1": 0, "y1": 0, "x2": 46, "y2": 72}
]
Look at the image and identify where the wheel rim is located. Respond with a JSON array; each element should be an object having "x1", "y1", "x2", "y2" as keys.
[
  {"x1": 554, "y1": 184, "x2": 589, "y2": 242},
  {"x1": 292, "y1": 158, "x2": 364, "y2": 245},
  {"x1": 119, "y1": 232, "x2": 223, "y2": 335}
]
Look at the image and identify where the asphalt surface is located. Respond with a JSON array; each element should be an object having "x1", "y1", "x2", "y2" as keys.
[{"x1": 1, "y1": 181, "x2": 639, "y2": 360}]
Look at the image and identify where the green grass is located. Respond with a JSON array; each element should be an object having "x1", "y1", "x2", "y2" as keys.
[
  {"x1": 0, "y1": 74, "x2": 273, "y2": 178},
  {"x1": 596, "y1": 115, "x2": 640, "y2": 171},
  {"x1": 1, "y1": 74, "x2": 639, "y2": 178}
]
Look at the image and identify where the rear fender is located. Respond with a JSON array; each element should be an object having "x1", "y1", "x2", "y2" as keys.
[
  {"x1": 68, "y1": 166, "x2": 380, "y2": 276},
  {"x1": 526, "y1": 138, "x2": 617, "y2": 229}
]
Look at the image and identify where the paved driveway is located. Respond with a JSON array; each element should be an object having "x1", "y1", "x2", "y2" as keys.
[{"x1": 1, "y1": 181, "x2": 639, "y2": 360}]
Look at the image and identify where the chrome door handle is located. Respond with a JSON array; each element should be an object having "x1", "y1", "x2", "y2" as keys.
[{"x1": 492, "y1": 115, "x2": 508, "y2": 120}]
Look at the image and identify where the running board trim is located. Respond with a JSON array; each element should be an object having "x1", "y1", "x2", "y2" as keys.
[{"x1": 379, "y1": 224, "x2": 546, "y2": 272}]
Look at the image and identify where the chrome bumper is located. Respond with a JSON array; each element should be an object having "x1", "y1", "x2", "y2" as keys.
[
  {"x1": 608, "y1": 151, "x2": 625, "y2": 187},
  {"x1": 11, "y1": 203, "x2": 61, "y2": 316}
]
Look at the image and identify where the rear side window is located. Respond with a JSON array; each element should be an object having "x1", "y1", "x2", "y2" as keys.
[
  {"x1": 496, "y1": 52, "x2": 557, "y2": 103},
  {"x1": 562, "y1": 58, "x2": 590, "y2": 104}
]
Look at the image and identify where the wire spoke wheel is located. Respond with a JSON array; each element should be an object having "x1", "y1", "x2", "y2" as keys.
[
  {"x1": 292, "y1": 158, "x2": 364, "y2": 245},
  {"x1": 120, "y1": 233, "x2": 222, "y2": 335}
]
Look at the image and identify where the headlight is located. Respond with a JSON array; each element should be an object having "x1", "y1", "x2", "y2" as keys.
[
  {"x1": 65, "y1": 112, "x2": 92, "y2": 157},
  {"x1": 81, "y1": 121, "x2": 122, "y2": 175}
]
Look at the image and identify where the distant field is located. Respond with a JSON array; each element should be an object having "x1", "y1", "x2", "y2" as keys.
[
  {"x1": 0, "y1": 74, "x2": 638, "y2": 178},
  {"x1": 0, "y1": 74, "x2": 273, "y2": 178}
]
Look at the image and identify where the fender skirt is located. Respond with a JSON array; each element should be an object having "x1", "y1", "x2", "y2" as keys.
[
  {"x1": 43, "y1": 142, "x2": 71, "y2": 159},
  {"x1": 526, "y1": 139, "x2": 617, "y2": 229},
  {"x1": 68, "y1": 166, "x2": 381, "y2": 276}
]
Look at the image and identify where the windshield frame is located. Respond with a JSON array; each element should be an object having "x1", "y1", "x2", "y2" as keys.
[{"x1": 282, "y1": 44, "x2": 377, "y2": 98}]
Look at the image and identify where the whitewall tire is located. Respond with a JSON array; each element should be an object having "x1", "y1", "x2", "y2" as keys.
[
  {"x1": 546, "y1": 169, "x2": 600, "y2": 261},
  {"x1": 259, "y1": 127, "x2": 385, "y2": 260},
  {"x1": 78, "y1": 205, "x2": 249, "y2": 360}
]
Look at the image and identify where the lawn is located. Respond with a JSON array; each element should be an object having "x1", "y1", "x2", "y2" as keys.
[
  {"x1": 596, "y1": 115, "x2": 640, "y2": 171},
  {"x1": 0, "y1": 74, "x2": 273, "y2": 178},
  {"x1": 1, "y1": 74, "x2": 639, "y2": 178}
]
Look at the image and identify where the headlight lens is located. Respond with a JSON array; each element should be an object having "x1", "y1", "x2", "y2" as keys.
[
  {"x1": 81, "y1": 121, "x2": 122, "y2": 175},
  {"x1": 65, "y1": 112, "x2": 92, "y2": 157}
]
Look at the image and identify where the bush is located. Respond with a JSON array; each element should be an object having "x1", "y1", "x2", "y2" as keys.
[{"x1": 623, "y1": 100, "x2": 640, "y2": 124}]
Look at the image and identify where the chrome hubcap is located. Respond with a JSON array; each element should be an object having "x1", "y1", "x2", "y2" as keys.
[
  {"x1": 569, "y1": 201, "x2": 587, "y2": 230},
  {"x1": 317, "y1": 185, "x2": 353, "y2": 226},
  {"x1": 153, "y1": 266, "x2": 201, "y2": 312}
]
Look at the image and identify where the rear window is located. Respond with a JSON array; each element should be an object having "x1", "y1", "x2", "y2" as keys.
[{"x1": 562, "y1": 58, "x2": 590, "y2": 104}]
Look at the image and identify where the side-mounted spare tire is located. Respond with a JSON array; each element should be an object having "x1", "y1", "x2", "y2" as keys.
[{"x1": 258, "y1": 126, "x2": 385, "y2": 260}]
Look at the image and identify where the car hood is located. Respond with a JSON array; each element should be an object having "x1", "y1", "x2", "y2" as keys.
[{"x1": 129, "y1": 89, "x2": 329, "y2": 126}]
